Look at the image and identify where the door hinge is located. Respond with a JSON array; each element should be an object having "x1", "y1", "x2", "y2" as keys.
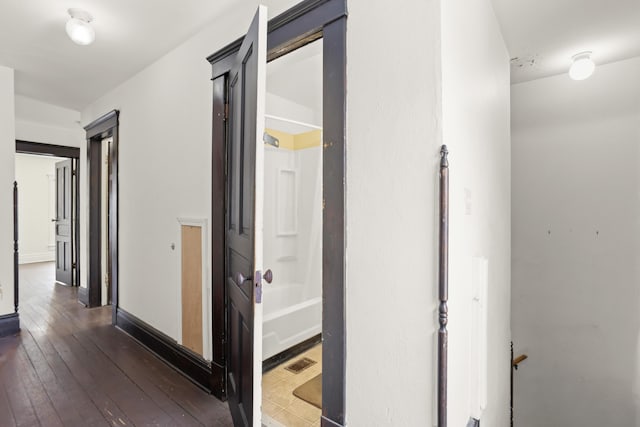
[{"x1": 224, "y1": 103, "x2": 229, "y2": 121}]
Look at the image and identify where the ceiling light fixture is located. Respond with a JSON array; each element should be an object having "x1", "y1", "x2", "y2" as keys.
[
  {"x1": 569, "y1": 51, "x2": 595, "y2": 81},
  {"x1": 66, "y1": 8, "x2": 95, "y2": 46}
]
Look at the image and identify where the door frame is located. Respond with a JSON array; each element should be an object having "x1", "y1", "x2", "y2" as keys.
[
  {"x1": 15, "y1": 140, "x2": 81, "y2": 288},
  {"x1": 83, "y1": 110, "x2": 119, "y2": 323},
  {"x1": 207, "y1": 0, "x2": 347, "y2": 425}
]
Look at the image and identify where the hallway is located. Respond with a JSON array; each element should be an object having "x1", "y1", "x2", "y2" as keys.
[{"x1": 0, "y1": 263, "x2": 231, "y2": 427}]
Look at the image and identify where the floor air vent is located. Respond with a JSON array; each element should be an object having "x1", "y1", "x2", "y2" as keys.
[{"x1": 285, "y1": 357, "x2": 316, "y2": 374}]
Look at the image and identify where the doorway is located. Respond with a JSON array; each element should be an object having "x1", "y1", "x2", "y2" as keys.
[
  {"x1": 84, "y1": 110, "x2": 119, "y2": 321},
  {"x1": 208, "y1": 1, "x2": 346, "y2": 426},
  {"x1": 15, "y1": 141, "x2": 81, "y2": 290},
  {"x1": 261, "y1": 38, "x2": 324, "y2": 426}
]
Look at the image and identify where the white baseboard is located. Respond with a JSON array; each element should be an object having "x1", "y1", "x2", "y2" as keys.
[{"x1": 19, "y1": 252, "x2": 55, "y2": 265}]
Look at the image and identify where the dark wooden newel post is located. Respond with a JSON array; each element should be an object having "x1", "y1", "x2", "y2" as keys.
[
  {"x1": 510, "y1": 341, "x2": 514, "y2": 427},
  {"x1": 438, "y1": 145, "x2": 449, "y2": 427},
  {"x1": 13, "y1": 181, "x2": 18, "y2": 313}
]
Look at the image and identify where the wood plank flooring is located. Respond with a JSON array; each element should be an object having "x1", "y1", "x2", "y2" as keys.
[{"x1": 0, "y1": 262, "x2": 232, "y2": 427}]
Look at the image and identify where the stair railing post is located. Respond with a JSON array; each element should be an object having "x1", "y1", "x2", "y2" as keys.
[
  {"x1": 511, "y1": 341, "x2": 514, "y2": 427},
  {"x1": 438, "y1": 145, "x2": 449, "y2": 427},
  {"x1": 13, "y1": 181, "x2": 19, "y2": 313}
]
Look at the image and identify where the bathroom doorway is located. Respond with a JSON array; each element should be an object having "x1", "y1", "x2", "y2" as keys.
[
  {"x1": 261, "y1": 38, "x2": 324, "y2": 426},
  {"x1": 208, "y1": 1, "x2": 346, "y2": 425}
]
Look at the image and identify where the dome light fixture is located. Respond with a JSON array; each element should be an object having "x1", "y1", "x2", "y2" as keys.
[
  {"x1": 569, "y1": 51, "x2": 595, "y2": 81},
  {"x1": 66, "y1": 8, "x2": 95, "y2": 46}
]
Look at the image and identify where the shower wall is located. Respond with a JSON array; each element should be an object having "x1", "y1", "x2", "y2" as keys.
[{"x1": 262, "y1": 128, "x2": 322, "y2": 360}]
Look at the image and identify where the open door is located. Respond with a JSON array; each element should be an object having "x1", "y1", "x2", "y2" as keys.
[
  {"x1": 226, "y1": 5, "x2": 267, "y2": 427},
  {"x1": 55, "y1": 159, "x2": 73, "y2": 285}
]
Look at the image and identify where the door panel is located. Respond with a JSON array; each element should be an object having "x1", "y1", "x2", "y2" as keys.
[
  {"x1": 226, "y1": 6, "x2": 267, "y2": 427},
  {"x1": 55, "y1": 159, "x2": 73, "y2": 285}
]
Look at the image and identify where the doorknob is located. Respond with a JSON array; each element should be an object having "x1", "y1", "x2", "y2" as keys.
[
  {"x1": 235, "y1": 272, "x2": 252, "y2": 285},
  {"x1": 236, "y1": 271, "x2": 272, "y2": 284},
  {"x1": 264, "y1": 269, "x2": 273, "y2": 284},
  {"x1": 51, "y1": 218, "x2": 58, "y2": 222},
  {"x1": 255, "y1": 269, "x2": 273, "y2": 304}
]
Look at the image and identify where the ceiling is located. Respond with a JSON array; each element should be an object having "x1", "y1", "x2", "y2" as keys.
[
  {"x1": 0, "y1": 0, "x2": 248, "y2": 110},
  {"x1": 492, "y1": 0, "x2": 640, "y2": 84},
  {"x1": 512, "y1": 56, "x2": 640, "y2": 129},
  {"x1": 1, "y1": 1, "x2": 639, "y2": 110}
]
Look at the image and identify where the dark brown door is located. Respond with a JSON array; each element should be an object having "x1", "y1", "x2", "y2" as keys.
[
  {"x1": 226, "y1": 6, "x2": 267, "y2": 427},
  {"x1": 55, "y1": 159, "x2": 73, "y2": 285}
]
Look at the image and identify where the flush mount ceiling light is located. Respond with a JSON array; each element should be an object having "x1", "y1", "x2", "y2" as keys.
[
  {"x1": 66, "y1": 8, "x2": 95, "y2": 45},
  {"x1": 569, "y1": 51, "x2": 595, "y2": 80}
]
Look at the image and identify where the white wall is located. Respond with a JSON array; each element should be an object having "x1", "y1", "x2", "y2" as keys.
[
  {"x1": 442, "y1": 0, "x2": 511, "y2": 425},
  {"x1": 81, "y1": 0, "x2": 301, "y2": 340},
  {"x1": 345, "y1": 1, "x2": 442, "y2": 425},
  {"x1": 15, "y1": 154, "x2": 64, "y2": 264},
  {"x1": 15, "y1": 95, "x2": 84, "y2": 147},
  {"x1": 512, "y1": 57, "x2": 640, "y2": 427},
  {"x1": 266, "y1": 92, "x2": 318, "y2": 125},
  {"x1": 0, "y1": 66, "x2": 15, "y2": 316}
]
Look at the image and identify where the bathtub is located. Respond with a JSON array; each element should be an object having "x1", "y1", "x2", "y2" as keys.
[{"x1": 262, "y1": 282, "x2": 322, "y2": 360}]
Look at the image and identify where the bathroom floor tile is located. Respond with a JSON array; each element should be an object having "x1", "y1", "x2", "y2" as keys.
[
  {"x1": 262, "y1": 344, "x2": 322, "y2": 425},
  {"x1": 265, "y1": 380, "x2": 299, "y2": 408},
  {"x1": 271, "y1": 408, "x2": 312, "y2": 427},
  {"x1": 287, "y1": 398, "x2": 322, "y2": 422},
  {"x1": 263, "y1": 398, "x2": 285, "y2": 416}
]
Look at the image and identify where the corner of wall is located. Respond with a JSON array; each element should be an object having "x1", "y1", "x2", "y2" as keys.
[
  {"x1": 0, "y1": 66, "x2": 16, "y2": 316},
  {"x1": 440, "y1": 0, "x2": 511, "y2": 425}
]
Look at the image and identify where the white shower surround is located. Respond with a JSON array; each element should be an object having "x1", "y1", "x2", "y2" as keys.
[{"x1": 262, "y1": 143, "x2": 322, "y2": 360}]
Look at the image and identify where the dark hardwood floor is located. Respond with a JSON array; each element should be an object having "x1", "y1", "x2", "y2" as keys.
[{"x1": 0, "y1": 262, "x2": 232, "y2": 427}]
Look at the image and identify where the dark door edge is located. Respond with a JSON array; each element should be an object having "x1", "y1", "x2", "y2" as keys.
[{"x1": 321, "y1": 415, "x2": 345, "y2": 427}]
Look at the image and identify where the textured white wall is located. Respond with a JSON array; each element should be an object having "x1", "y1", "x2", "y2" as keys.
[
  {"x1": 442, "y1": 0, "x2": 512, "y2": 425},
  {"x1": 0, "y1": 66, "x2": 15, "y2": 316},
  {"x1": 512, "y1": 57, "x2": 640, "y2": 427},
  {"x1": 345, "y1": 0, "x2": 442, "y2": 425}
]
